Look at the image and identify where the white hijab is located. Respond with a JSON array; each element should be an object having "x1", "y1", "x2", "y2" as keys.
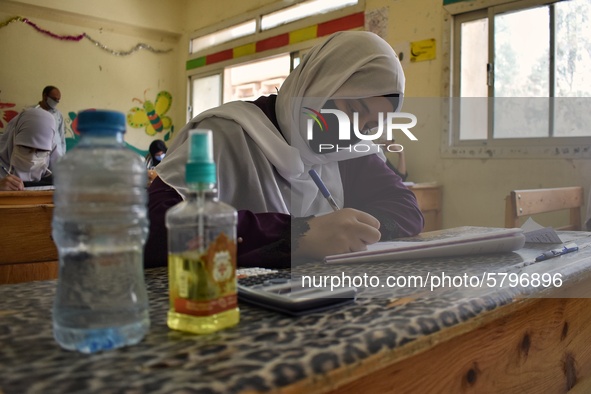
[
  {"x1": 0, "y1": 108, "x2": 56, "y2": 180},
  {"x1": 157, "y1": 31, "x2": 405, "y2": 217}
]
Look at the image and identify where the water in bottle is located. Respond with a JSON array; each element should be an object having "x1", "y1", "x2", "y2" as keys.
[{"x1": 52, "y1": 110, "x2": 150, "y2": 353}]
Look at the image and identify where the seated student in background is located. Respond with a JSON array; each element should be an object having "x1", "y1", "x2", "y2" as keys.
[
  {"x1": 0, "y1": 108, "x2": 56, "y2": 191},
  {"x1": 146, "y1": 31, "x2": 424, "y2": 268},
  {"x1": 145, "y1": 139, "x2": 167, "y2": 169}
]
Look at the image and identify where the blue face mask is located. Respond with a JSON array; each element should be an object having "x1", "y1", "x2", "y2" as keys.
[{"x1": 155, "y1": 153, "x2": 166, "y2": 161}]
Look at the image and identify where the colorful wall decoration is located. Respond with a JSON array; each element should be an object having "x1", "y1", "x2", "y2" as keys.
[
  {"x1": 410, "y1": 38, "x2": 436, "y2": 62},
  {"x1": 187, "y1": 12, "x2": 365, "y2": 70},
  {"x1": 0, "y1": 101, "x2": 18, "y2": 129},
  {"x1": 127, "y1": 90, "x2": 174, "y2": 142},
  {"x1": 65, "y1": 89, "x2": 176, "y2": 155},
  {"x1": 0, "y1": 16, "x2": 173, "y2": 57}
]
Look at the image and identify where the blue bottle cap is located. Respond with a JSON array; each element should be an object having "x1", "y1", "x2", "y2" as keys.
[
  {"x1": 186, "y1": 129, "x2": 216, "y2": 185},
  {"x1": 77, "y1": 110, "x2": 126, "y2": 134}
]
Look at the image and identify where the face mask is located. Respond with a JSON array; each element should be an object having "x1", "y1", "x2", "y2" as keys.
[
  {"x1": 46, "y1": 97, "x2": 58, "y2": 110},
  {"x1": 10, "y1": 146, "x2": 50, "y2": 182},
  {"x1": 155, "y1": 153, "x2": 166, "y2": 161}
]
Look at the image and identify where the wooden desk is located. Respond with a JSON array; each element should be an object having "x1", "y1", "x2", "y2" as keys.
[
  {"x1": 408, "y1": 182, "x2": 443, "y2": 232},
  {"x1": 2, "y1": 229, "x2": 591, "y2": 393},
  {"x1": 0, "y1": 190, "x2": 54, "y2": 205},
  {"x1": 0, "y1": 190, "x2": 58, "y2": 284}
]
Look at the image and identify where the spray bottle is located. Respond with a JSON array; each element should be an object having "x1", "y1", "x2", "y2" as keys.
[{"x1": 166, "y1": 129, "x2": 239, "y2": 333}]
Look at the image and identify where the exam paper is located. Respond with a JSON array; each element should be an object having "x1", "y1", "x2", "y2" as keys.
[
  {"x1": 521, "y1": 217, "x2": 563, "y2": 243},
  {"x1": 325, "y1": 227, "x2": 526, "y2": 264}
]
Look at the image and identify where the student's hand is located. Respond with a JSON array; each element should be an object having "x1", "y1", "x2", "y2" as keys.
[
  {"x1": 0, "y1": 174, "x2": 25, "y2": 191},
  {"x1": 294, "y1": 208, "x2": 381, "y2": 259}
]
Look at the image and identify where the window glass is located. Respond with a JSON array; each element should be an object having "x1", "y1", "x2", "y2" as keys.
[
  {"x1": 224, "y1": 55, "x2": 291, "y2": 102},
  {"x1": 555, "y1": 0, "x2": 591, "y2": 98},
  {"x1": 453, "y1": 0, "x2": 591, "y2": 145},
  {"x1": 190, "y1": 74, "x2": 221, "y2": 119},
  {"x1": 261, "y1": 0, "x2": 358, "y2": 30},
  {"x1": 554, "y1": 0, "x2": 591, "y2": 137},
  {"x1": 459, "y1": 18, "x2": 488, "y2": 140},
  {"x1": 190, "y1": 20, "x2": 256, "y2": 54}
]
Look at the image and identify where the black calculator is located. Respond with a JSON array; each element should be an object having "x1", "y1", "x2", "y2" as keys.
[{"x1": 236, "y1": 268, "x2": 357, "y2": 316}]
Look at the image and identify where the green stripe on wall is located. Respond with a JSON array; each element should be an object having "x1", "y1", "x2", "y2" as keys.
[{"x1": 186, "y1": 57, "x2": 206, "y2": 70}]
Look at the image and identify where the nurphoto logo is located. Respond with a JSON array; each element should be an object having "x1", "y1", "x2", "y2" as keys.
[{"x1": 303, "y1": 107, "x2": 418, "y2": 153}]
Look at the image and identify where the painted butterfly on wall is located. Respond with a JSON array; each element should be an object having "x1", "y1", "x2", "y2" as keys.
[
  {"x1": 127, "y1": 90, "x2": 173, "y2": 138},
  {"x1": 0, "y1": 101, "x2": 19, "y2": 129}
]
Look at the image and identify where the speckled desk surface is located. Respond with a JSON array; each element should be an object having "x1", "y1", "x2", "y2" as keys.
[{"x1": 2, "y1": 230, "x2": 591, "y2": 394}]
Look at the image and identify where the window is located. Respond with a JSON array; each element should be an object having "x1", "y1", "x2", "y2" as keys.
[
  {"x1": 449, "y1": 0, "x2": 591, "y2": 158},
  {"x1": 186, "y1": 1, "x2": 361, "y2": 122},
  {"x1": 261, "y1": 0, "x2": 358, "y2": 30},
  {"x1": 188, "y1": 53, "x2": 298, "y2": 120},
  {"x1": 189, "y1": 0, "x2": 361, "y2": 55},
  {"x1": 189, "y1": 73, "x2": 221, "y2": 119},
  {"x1": 224, "y1": 55, "x2": 291, "y2": 102},
  {"x1": 190, "y1": 20, "x2": 256, "y2": 54}
]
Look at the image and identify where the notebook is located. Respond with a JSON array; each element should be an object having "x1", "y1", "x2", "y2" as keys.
[
  {"x1": 325, "y1": 227, "x2": 526, "y2": 264},
  {"x1": 24, "y1": 185, "x2": 55, "y2": 191}
]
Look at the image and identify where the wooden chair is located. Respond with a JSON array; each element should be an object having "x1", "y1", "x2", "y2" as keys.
[{"x1": 505, "y1": 186, "x2": 584, "y2": 230}]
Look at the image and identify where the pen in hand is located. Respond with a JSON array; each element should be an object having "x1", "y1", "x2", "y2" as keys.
[
  {"x1": 1, "y1": 164, "x2": 11, "y2": 175},
  {"x1": 308, "y1": 169, "x2": 340, "y2": 212},
  {"x1": 535, "y1": 242, "x2": 579, "y2": 262}
]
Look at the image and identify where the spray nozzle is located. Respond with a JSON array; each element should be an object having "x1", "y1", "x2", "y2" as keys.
[{"x1": 186, "y1": 128, "x2": 216, "y2": 186}]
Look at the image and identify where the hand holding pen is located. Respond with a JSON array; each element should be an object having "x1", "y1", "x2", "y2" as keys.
[
  {"x1": 308, "y1": 169, "x2": 340, "y2": 211},
  {"x1": 0, "y1": 164, "x2": 24, "y2": 191}
]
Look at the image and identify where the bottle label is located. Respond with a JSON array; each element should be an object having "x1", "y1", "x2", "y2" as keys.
[{"x1": 170, "y1": 232, "x2": 237, "y2": 317}]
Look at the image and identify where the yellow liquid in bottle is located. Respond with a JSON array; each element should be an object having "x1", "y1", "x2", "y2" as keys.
[{"x1": 167, "y1": 253, "x2": 239, "y2": 334}]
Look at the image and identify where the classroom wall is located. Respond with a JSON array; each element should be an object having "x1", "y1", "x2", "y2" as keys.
[{"x1": 0, "y1": 0, "x2": 187, "y2": 155}]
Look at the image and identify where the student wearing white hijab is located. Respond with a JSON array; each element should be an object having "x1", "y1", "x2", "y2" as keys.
[
  {"x1": 0, "y1": 107, "x2": 56, "y2": 191},
  {"x1": 146, "y1": 31, "x2": 424, "y2": 267}
]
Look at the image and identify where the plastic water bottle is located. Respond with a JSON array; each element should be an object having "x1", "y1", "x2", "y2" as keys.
[
  {"x1": 52, "y1": 110, "x2": 150, "y2": 353},
  {"x1": 166, "y1": 128, "x2": 239, "y2": 334}
]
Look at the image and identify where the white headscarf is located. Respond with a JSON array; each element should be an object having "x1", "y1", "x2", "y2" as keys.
[
  {"x1": 0, "y1": 107, "x2": 56, "y2": 180},
  {"x1": 157, "y1": 31, "x2": 405, "y2": 217}
]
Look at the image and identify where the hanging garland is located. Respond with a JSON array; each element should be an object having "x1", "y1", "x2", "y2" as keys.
[{"x1": 0, "y1": 16, "x2": 173, "y2": 56}]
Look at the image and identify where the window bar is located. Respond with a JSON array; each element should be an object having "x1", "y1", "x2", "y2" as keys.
[
  {"x1": 487, "y1": 9, "x2": 495, "y2": 142},
  {"x1": 549, "y1": 4, "x2": 556, "y2": 137}
]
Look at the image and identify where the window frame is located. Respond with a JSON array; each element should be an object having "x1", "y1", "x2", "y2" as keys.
[
  {"x1": 185, "y1": 0, "x2": 365, "y2": 123},
  {"x1": 185, "y1": 40, "x2": 318, "y2": 123},
  {"x1": 187, "y1": 71, "x2": 223, "y2": 120},
  {"x1": 187, "y1": 0, "x2": 364, "y2": 59},
  {"x1": 443, "y1": 0, "x2": 591, "y2": 159}
]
